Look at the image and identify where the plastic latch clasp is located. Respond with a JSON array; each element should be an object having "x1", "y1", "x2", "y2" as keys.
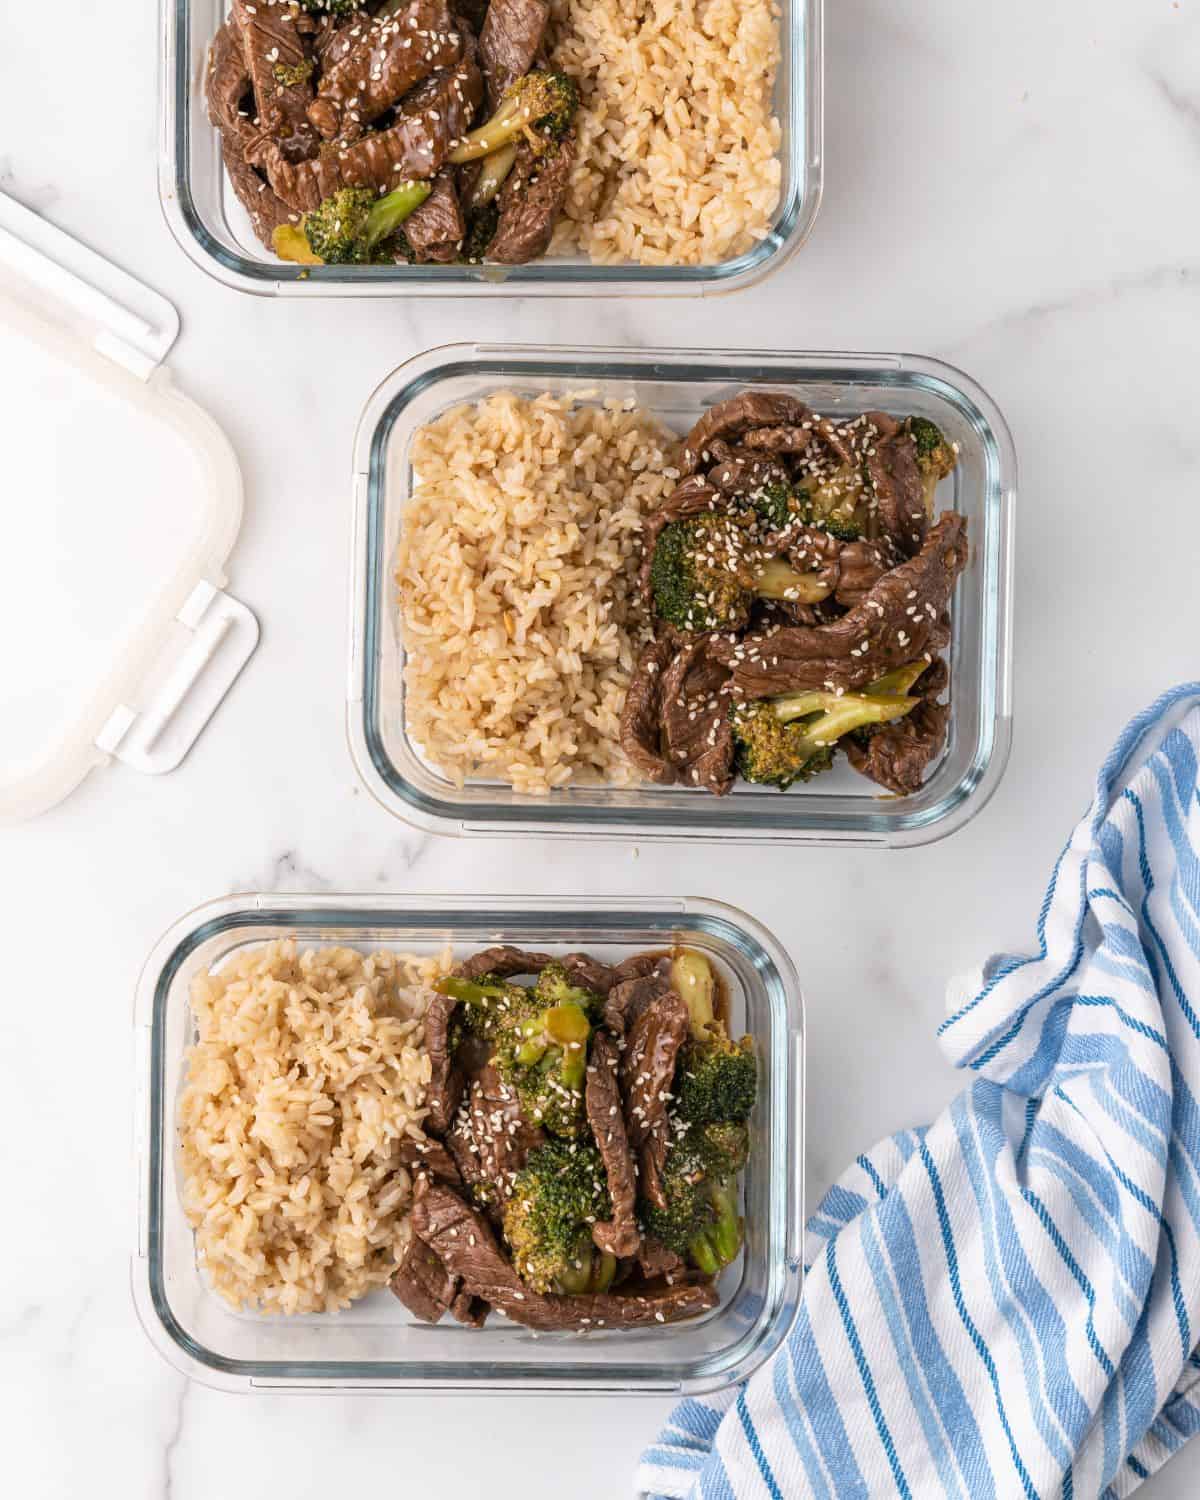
[{"x1": 95, "y1": 583, "x2": 259, "y2": 775}]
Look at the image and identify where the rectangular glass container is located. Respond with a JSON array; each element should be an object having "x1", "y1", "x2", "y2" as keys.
[
  {"x1": 348, "y1": 344, "x2": 1016, "y2": 844},
  {"x1": 158, "y1": 0, "x2": 821, "y2": 296},
  {"x1": 133, "y1": 893, "x2": 803, "y2": 1392}
]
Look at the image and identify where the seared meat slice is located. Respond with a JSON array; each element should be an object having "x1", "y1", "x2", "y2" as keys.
[
  {"x1": 777, "y1": 524, "x2": 844, "y2": 599},
  {"x1": 397, "y1": 1134, "x2": 462, "y2": 1186},
  {"x1": 619, "y1": 640, "x2": 676, "y2": 785},
  {"x1": 402, "y1": 169, "x2": 465, "y2": 261},
  {"x1": 586, "y1": 1033, "x2": 640, "y2": 1258},
  {"x1": 741, "y1": 424, "x2": 814, "y2": 457},
  {"x1": 660, "y1": 641, "x2": 735, "y2": 795},
  {"x1": 864, "y1": 411, "x2": 929, "y2": 558},
  {"x1": 207, "y1": 22, "x2": 253, "y2": 139},
  {"x1": 455, "y1": 945, "x2": 553, "y2": 980},
  {"x1": 307, "y1": 0, "x2": 464, "y2": 143},
  {"x1": 446, "y1": 1062, "x2": 546, "y2": 1210},
  {"x1": 451, "y1": 1290, "x2": 489, "y2": 1327},
  {"x1": 638, "y1": 1237, "x2": 686, "y2": 1281},
  {"x1": 488, "y1": 133, "x2": 575, "y2": 264},
  {"x1": 423, "y1": 990, "x2": 465, "y2": 1134},
  {"x1": 218, "y1": 136, "x2": 296, "y2": 250},
  {"x1": 610, "y1": 953, "x2": 664, "y2": 984},
  {"x1": 603, "y1": 970, "x2": 671, "y2": 1037},
  {"x1": 681, "y1": 393, "x2": 813, "y2": 474},
  {"x1": 846, "y1": 657, "x2": 951, "y2": 794},
  {"x1": 230, "y1": 0, "x2": 318, "y2": 162},
  {"x1": 712, "y1": 512, "x2": 968, "y2": 699},
  {"x1": 620, "y1": 986, "x2": 690, "y2": 1212},
  {"x1": 479, "y1": 0, "x2": 549, "y2": 107},
  {"x1": 834, "y1": 537, "x2": 900, "y2": 609},
  {"x1": 412, "y1": 1186, "x2": 717, "y2": 1329},
  {"x1": 706, "y1": 442, "x2": 790, "y2": 499},
  {"x1": 390, "y1": 1232, "x2": 460, "y2": 1322},
  {"x1": 637, "y1": 477, "x2": 726, "y2": 609},
  {"x1": 258, "y1": 58, "x2": 483, "y2": 210},
  {"x1": 560, "y1": 953, "x2": 615, "y2": 994}
]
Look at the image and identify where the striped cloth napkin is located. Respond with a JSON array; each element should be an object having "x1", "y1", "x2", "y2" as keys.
[{"x1": 637, "y1": 684, "x2": 1200, "y2": 1500}]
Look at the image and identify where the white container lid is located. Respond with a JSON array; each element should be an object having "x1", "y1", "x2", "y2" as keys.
[{"x1": 0, "y1": 192, "x2": 258, "y2": 821}]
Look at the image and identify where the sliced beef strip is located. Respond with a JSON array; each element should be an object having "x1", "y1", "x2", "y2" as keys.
[
  {"x1": 487, "y1": 132, "x2": 575, "y2": 264},
  {"x1": 559, "y1": 953, "x2": 615, "y2": 994},
  {"x1": 776, "y1": 524, "x2": 844, "y2": 600},
  {"x1": 307, "y1": 0, "x2": 464, "y2": 142},
  {"x1": 455, "y1": 945, "x2": 554, "y2": 980},
  {"x1": 610, "y1": 953, "x2": 665, "y2": 984},
  {"x1": 423, "y1": 990, "x2": 465, "y2": 1134},
  {"x1": 451, "y1": 1290, "x2": 489, "y2": 1327},
  {"x1": 845, "y1": 657, "x2": 951, "y2": 795},
  {"x1": 446, "y1": 1061, "x2": 546, "y2": 1210},
  {"x1": 638, "y1": 1237, "x2": 686, "y2": 1281},
  {"x1": 740, "y1": 424, "x2": 815, "y2": 457},
  {"x1": 479, "y1": 0, "x2": 549, "y2": 108},
  {"x1": 207, "y1": 22, "x2": 254, "y2": 139},
  {"x1": 412, "y1": 1185, "x2": 717, "y2": 1330},
  {"x1": 585, "y1": 1033, "x2": 640, "y2": 1258},
  {"x1": 230, "y1": 0, "x2": 318, "y2": 162},
  {"x1": 389, "y1": 1232, "x2": 461, "y2": 1322},
  {"x1": 706, "y1": 443, "x2": 790, "y2": 499},
  {"x1": 397, "y1": 1134, "x2": 462, "y2": 1186},
  {"x1": 659, "y1": 641, "x2": 736, "y2": 796},
  {"x1": 710, "y1": 512, "x2": 968, "y2": 699},
  {"x1": 257, "y1": 58, "x2": 482, "y2": 210},
  {"x1": 602, "y1": 970, "x2": 672, "y2": 1037},
  {"x1": 681, "y1": 393, "x2": 814, "y2": 475},
  {"x1": 833, "y1": 537, "x2": 900, "y2": 609},
  {"x1": 619, "y1": 639, "x2": 677, "y2": 786},
  {"x1": 620, "y1": 987, "x2": 690, "y2": 1212},
  {"x1": 863, "y1": 411, "x2": 928, "y2": 558},
  {"x1": 402, "y1": 168, "x2": 465, "y2": 260},
  {"x1": 218, "y1": 135, "x2": 297, "y2": 250}
]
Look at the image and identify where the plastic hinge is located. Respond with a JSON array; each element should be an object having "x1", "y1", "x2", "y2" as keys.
[{"x1": 95, "y1": 583, "x2": 259, "y2": 775}]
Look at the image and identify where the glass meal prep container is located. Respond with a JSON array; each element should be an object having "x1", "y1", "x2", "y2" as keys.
[
  {"x1": 348, "y1": 343, "x2": 1016, "y2": 845},
  {"x1": 133, "y1": 893, "x2": 803, "y2": 1392},
  {"x1": 157, "y1": 0, "x2": 822, "y2": 296}
]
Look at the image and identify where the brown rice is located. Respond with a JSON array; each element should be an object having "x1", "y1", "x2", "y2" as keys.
[
  {"x1": 179, "y1": 941, "x2": 443, "y2": 1315},
  {"x1": 395, "y1": 391, "x2": 678, "y2": 793},
  {"x1": 547, "y1": 0, "x2": 783, "y2": 266}
]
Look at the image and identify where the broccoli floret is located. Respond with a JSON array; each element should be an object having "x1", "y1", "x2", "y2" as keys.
[
  {"x1": 273, "y1": 182, "x2": 432, "y2": 266},
  {"x1": 459, "y1": 200, "x2": 500, "y2": 264},
  {"x1": 751, "y1": 481, "x2": 801, "y2": 530},
  {"x1": 675, "y1": 1026, "x2": 758, "y2": 1126},
  {"x1": 731, "y1": 685, "x2": 920, "y2": 790},
  {"x1": 641, "y1": 1137, "x2": 745, "y2": 1275},
  {"x1": 272, "y1": 58, "x2": 314, "y2": 87},
  {"x1": 534, "y1": 961, "x2": 603, "y2": 1018},
  {"x1": 906, "y1": 417, "x2": 957, "y2": 517},
  {"x1": 503, "y1": 1142, "x2": 615, "y2": 1294},
  {"x1": 650, "y1": 513, "x2": 833, "y2": 634},
  {"x1": 449, "y1": 70, "x2": 579, "y2": 165}
]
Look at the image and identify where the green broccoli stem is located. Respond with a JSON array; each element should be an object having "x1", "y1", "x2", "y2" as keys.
[
  {"x1": 753, "y1": 556, "x2": 833, "y2": 605},
  {"x1": 708, "y1": 1180, "x2": 743, "y2": 1266},
  {"x1": 864, "y1": 660, "x2": 931, "y2": 698},
  {"x1": 466, "y1": 143, "x2": 518, "y2": 211},
  {"x1": 436, "y1": 975, "x2": 510, "y2": 1005},
  {"x1": 688, "y1": 1229, "x2": 721, "y2": 1277},
  {"x1": 363, "y1": 181, "x2": 432, "y2": 251}
]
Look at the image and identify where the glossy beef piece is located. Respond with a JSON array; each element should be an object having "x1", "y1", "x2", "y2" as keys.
[
  {"x1": 423, "y1": 990, "x2": 465, "y2": 1134},
  {"x1": 488, "y1": 133, "x2": 575, "y2": 264},
  {"x1": 602, "y1": 970, "x2": 671, "y2": 1037},
  {"x1": 681, "y1": 393, "x2": 814, "y2": 475},
  {"x1": 712, "y1": 512, "x2": 968, "y2": 699},
  {"x1": 833, "y1": 537, "x2": 900, "y2": 609},
  {"x1": 402, "y1": 169, "x2": 466, "y2": 261},
  {"x1": 845, "y1": 657, "x2": 951, "y2": 794},
  {"x1": 479, "y1": 0, "x2": 549, "y2": 107},
  {"x1": 659, "y1": 641, "x2": 735, "y2": 795},
  {"x1": 740, "y1": 424, "x2": 814, "y2": 457},
  {"x1": 705, "y1": 442, "x2": 790, "y2": 499},
  {"x1": 637, "y1": 477, "x2": 727, "y2": 610},
  {"x1": 307, "y1": 0, "x2": 464, "y2": 142},
  {"x1": 230, "y1": 0, "x2": 318, "y2": 162},
  {"x1": 620, "y1": 986, "x2": 690, "y2": 1212},
  {"x1": 396, "y1": 1134, "x2": 462, "y2": 1186},
  {"x1": 619, "y1": 639, "x2": 677, "y2": 785},
  {"x1": 412, "y1": 1185, "x2": 717, "y2": 1330},
  {"x1": 863, "y1": 411, "x2": 928, "y2": 558},
  {"x1": 585, "y1": 1033, "x2": 640, "y2": 1258},
  {"x1": 559, "y1": 952, "x2": 616, "y2": 994},
  {"x1": 207, "y1": 22, "x2": 253, "y2": 138},
  {"x1": 258, "y1": 58, "x2": 483, "y2": 210},
  {"x1": 446, "y1": 1062, "x2": 545, "y2": 1210},
  {"x1": 455, "y1": 945, "x2": 553, "y2": 980},
  {"x1": 390, "y1": 1232, "x2": 461, "y2": 1322},
  {"x1": 776, "y1": 524, "x2": 844, "y2": 600},
  {"x1": 218, "y1": 136, "x2": 296, "y2": 250}
]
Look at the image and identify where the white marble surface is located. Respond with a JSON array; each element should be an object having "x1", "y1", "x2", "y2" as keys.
[{"x1": 3, "y1": 0, "x2": 1200, "y2": 1494}]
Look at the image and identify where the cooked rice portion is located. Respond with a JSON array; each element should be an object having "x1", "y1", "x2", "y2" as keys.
[
  {"x1": 179, "y1": 941, "x2": 443, "y2": 1315},
  {"x1": 547, "y1": 0, "x2": 782, "y2": 266},
  {"x1": 396, "y1": 391, "x2": 677, "y2": 793}
]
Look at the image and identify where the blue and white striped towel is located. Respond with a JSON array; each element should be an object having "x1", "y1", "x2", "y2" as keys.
[{"x1": 638, "y1": 684, "x2": 1200, "y2": 1500}]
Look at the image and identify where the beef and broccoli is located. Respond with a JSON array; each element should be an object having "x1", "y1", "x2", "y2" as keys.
[
  {"x1": 206, "y1": 0, "x2": 577, "y2": 266},
  {"x1": 390, "y1": 944, "x2": 757, "y2": 1332},
  {"x1": 620, "y1": 391, "x2": 967, "y2": 796}
]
